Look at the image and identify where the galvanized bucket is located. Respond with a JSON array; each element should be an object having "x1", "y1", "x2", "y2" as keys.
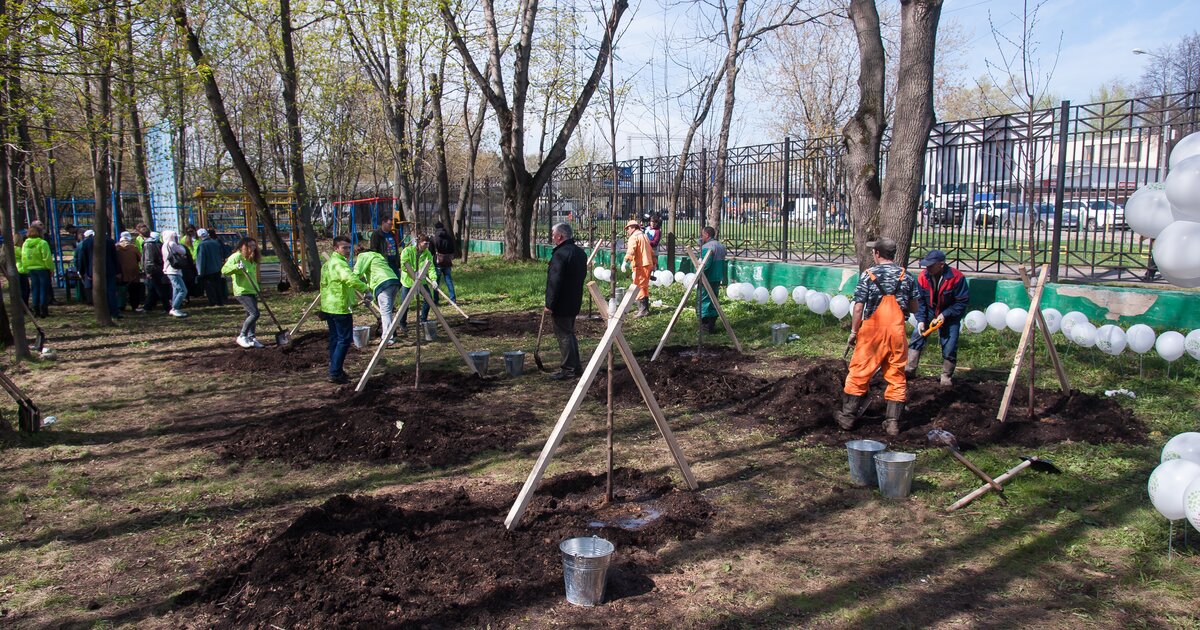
[
  {"x1": 614, "y1": 286, "x2": 626, "y2": 303},
  {"x1": 503, "y1": 351, "x2": 525, "y2": 377},
  {"x1": 560, "y1": 536, "x2": 614, "y2": 606},
  {"x1": 875, "y1": 451, "x2": 917, "y2": 498},
  {"x1": 846, "y1": 439, "x2": 887, "y2": 487},
  {"x1": 468, "y1": 350, "x2": 490, "y2": 375},
  {"x1": 422, "y1": 320, "x2": 438, "y2": 342},
  {"x1": 770, "y1": 323, "x2": 790, "y2": 345},
  {"x1": 351, "y1": 325, "x2": 371, "y2": 349}
]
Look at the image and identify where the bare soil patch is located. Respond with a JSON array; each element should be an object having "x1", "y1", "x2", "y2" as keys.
[
  {"x1": 463, "y1": 310, "x2": 607, "y2": 338},
  {"x1": 590, "y1": 345, "x2": 768, "y2": 408},
  {"x1": 220, "y1": 370, "x2": 533, "y2": 468},
  {"x1": 179, "y1": 468, "x2": 713, "y2": 629},
  {"x1": 188, "y1": 331, "x2": 328, "y2": 374}
]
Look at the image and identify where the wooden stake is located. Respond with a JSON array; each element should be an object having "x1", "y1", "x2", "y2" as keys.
[
  {"x1": 1018, "y1": 265, "x2": 1070, "y2": 393},
  {"x1": 288, "y1": 293, "x2": 321, "y2": 337},
  {"x1": 405, "y1": 263, "x2": 481, "y2": 377},
  {"x1": 685, "y1": 248, "x2": 742, "y2": 353},
  {"x1": 998, "y1": 265, "x2": 1051, "y2": 422},
  {"x1": 355, "y1": 262, "x2": 431, "y2": 392},
  {"x1": 651, "y1": 249, "x2": 712, "y2": 361}
]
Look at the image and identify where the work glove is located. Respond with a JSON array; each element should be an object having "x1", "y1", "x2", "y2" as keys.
[
  {"x1": 621, "y1": 261, "x2": 629, "y2": 273},
  {"x1": 917, "y1": 321, "x2": 926, "y2": 334},
  {"x1": 847, "y1": 331, "x2": 857, "y2": 347},
  {"x1": 934, "y1": 314, "x2": 945, "y2": 326},
  {"x1": 432, "y1": 281, "x2": 439, "y2": 294}
]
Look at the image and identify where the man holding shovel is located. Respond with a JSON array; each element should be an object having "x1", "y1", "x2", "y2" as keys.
[
  {"x1": 836, "y1": 237, "x2": 919, "y2": 436},
  {"x1": 622, "y1": 218, "x2": 655, "y2": 317},
  {"x1": 906, "y1": 249, "x2": 970, "y2": 386},
  {"x1": 321, "y1": 235, "x2": 369, "y2": 384},
  {"x1": 545, "y1": 223, "x2": 586, "y2": 381}
]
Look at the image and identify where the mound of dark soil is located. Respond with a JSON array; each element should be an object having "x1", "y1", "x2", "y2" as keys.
[
  {"x1": 188, "y1": 332, "x2": 328, "y2": 374},
  {"x1": 590, "y1": 345, "x2": 768, "y2": 408},
  {"x1": 734, "y1": 357, "x2": 1147, "y2": 448},
  {"x1": 220, "y1": 370, "x2": 531, "y2": 468},
  {"x1": 463, "y1": 310, "x2": 607, "y2": 338},
  {"x1": 181, "y1": 468, "x2": 713, "y2": 629}
]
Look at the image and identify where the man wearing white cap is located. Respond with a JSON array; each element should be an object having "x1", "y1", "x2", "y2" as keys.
[
  {"x1": 195, "y1": 228, "x2": 227, "y2": 306},
  {"x1": 621, "y1": 218, "x2": 655, "y2": 317}
]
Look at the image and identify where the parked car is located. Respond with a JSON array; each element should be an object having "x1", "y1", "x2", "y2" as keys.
[
  {"x1": 928, "y1": 205, "x2": 965, "y2": 228},
  {"x1": 1063, "y1": 199, "x2": 1126, "y2": 231},
  {"x1": 972, "y1": 200, "x2": 1013, "y2": 227},
  {"x1": 1009, "y1": 203, "x2": 1080, "y2": 230}
]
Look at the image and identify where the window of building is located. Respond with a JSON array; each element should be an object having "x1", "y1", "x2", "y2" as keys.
[{"x1": 1126, "y1": 141, "x2": 1141, "y2": 162}]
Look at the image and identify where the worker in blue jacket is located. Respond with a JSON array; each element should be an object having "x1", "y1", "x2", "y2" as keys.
[{"x1": 906, "y1": 249, "x2": 969, "y2": 386}]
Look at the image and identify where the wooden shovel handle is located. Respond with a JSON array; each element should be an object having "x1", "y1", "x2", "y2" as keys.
[
  {"x1": 947, "y1": 459, "x2": 1033, "y2": 512},
  {"x1": 946, "y1": 448, "x2": 1007, "y2": 503}
]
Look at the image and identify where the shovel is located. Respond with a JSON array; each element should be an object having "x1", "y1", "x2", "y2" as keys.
[
  {"x1": 948, "y1": 456, "x2": 1062, "y2": 512},
  {"x1": 533, "y1": 309, "x2": 548, "y2": 372},
  {"x1": 920, "y1": 317, "x2": 945, "y2": 337},
  {"x1": 237, "y1": 266, "x2": 291, "y2": 347},
  {"x1": 19, "y1": 301, "x2": 47, "y2": 353},
  {"x1": 927, "y1": 429, "x2": 1007, "y2": 504}
]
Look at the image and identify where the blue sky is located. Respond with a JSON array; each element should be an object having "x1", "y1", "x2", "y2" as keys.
[{"x1": 947, "y1": 0, "x2": 1197, "y2": 103}]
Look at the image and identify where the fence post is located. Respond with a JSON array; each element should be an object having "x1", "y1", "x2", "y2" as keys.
[
  {"x1": 782, "y1": 136, "x2": 791, "y2": 261},
  {"x1": 639, "y1": 156, "x2": 646, "y2": 222},
  {"x1": 485, "y1": 176, "x2": 491, "y2": 238},
  {"x1": 1050, "y1": 100, "x2": 1070, "y2": 283}
]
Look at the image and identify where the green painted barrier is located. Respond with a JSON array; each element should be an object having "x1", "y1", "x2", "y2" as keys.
[{"x1": 468, "y1": 239, "x2": 1200, "y2": 330}]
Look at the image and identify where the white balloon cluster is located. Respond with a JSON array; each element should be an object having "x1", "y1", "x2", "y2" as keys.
[
  {"x1": 1124, "y1": 132, "x2": 1200, "y2": 287},
  {"x1": 1148, "y1": 433, "x2": 1200, "y2": 529},
  {"x1": 649, "y1": 269, "x2": 676, "y2": 287},
  {"x1": 593, "y1": 267, "x2": 614, "y2": 283}
]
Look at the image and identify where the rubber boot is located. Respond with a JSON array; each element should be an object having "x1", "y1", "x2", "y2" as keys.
[
  {"x1": 883, "y1": 401, "x2": 904, "y2": 436},
  {"x1": 836, "y1": 393, "x2": 863, "y2": 430},
  {"x1": 636, "y1": 297, "x2": 650, "y2": 317},
  {"x1": 904, "y1": 347, "x2": 921, "y2": 378},
  {"x1": 940, "y1": 360, "x2": 956, "y2": 386},
  {"x1": 702, "y1": 316, "x2": 717, "y2": 333}
]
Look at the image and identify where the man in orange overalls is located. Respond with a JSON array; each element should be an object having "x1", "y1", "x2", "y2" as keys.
[
  {"x1": 836, "y1": 237, "x2": 919, "y2": 436},
  {"x1": 621, "y1": 218, "x2": 655, "y2": 317}
]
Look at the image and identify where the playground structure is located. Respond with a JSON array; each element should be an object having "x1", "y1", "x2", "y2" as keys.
[
  {"x1": 47, "y1": 193, "x2": 174, "y2": 288},
  {"x1": 190, "y1": 188, "x2": 303, "y2": 266},
  {"x1": 330, "y1": 196, "x2": 411, "y2": 251}
]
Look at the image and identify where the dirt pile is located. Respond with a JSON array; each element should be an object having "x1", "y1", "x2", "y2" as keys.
[
  {"x1": 590, "y1": 345, "x2": 768, "y2": 408},
  {"x1": 181, "y1": 469, "x2": 713, "y2": 628},
  {"x1": 733, "y1": 358, "x2": 1147, "y2": 448},
  {"x1": 188, "y1": 332, "x2": 328, "y2": 374},
  {"x1": 462, "y1": 310, "x2": 606, "y2": 338},
  {"x1": 220, "y1": 370, "x2": 533, "y2": 468}
]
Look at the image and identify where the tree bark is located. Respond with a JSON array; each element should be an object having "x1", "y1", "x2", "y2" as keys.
[
  {"x1": 279, "y1": 0, "x2": 321, "y2": 286},
  {"x1": 842, "y1": 0, "x2": 887, "y2": 270},
  {"x1": 430, "y1": 71, "x2": 452, "y2": 232},
  {"x1": 0, "y1": 0, "x2": 29, "y2": 358},
  {"x1": 706, "y1": 0, "x2": 746, "y2": 231},
  {"x1": 122, "y1": 5, "x2": 152, "y2": 228},
  {"x1": 878, "y1": 0, "x2": 943, "y2": 266},
  {"x1": 175, "y1": 2, "x2": 307, "y2": 290},
  {"x1": 80, "y1": 8, "x2": 115, "y2": 325}
]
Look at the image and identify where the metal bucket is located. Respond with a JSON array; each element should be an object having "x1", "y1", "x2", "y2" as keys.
[
  {"x1": 770, "y1": 323, "x2": 790, "y2": 345},
  {"x1": 468, "y1": 350, "x2": 490, "y2": 375},
  {"x1": 503, "y1": 351, "x2": 525, "y2": 377},
  {"x1": 614, "y1": 286, "x2": 626, "y2": 303},
  {"x1": 422, "y1": 320, "x2": 438, "y2": 342},
  {"x1": 875, "y1": 451, "x2": 917, "y2": 498},
  {"x1": 560, "y1": 536, "x2": 614, "y2": 606},
  {"x1": 846, "y1": 439, "x2": 887, "y2": 487},
  {"x1": 351, "y1": 325, "x2": 371, "y2": 349}
]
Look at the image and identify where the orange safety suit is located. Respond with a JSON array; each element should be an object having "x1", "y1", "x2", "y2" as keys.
[
  {"x1": 844, "y1": 270, "x2": 909, "y2": 403},
  {"x1": 624, "y1": 230, "x2": 655, "y2": 299}
]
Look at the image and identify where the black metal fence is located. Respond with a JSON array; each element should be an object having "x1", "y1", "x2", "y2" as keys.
[{"x1": 465, "y1": 90, "x2": 1199, "y2": 283}]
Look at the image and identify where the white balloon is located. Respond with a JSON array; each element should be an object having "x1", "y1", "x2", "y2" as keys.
[
  {"x1": 792, "y1": 285, "x2": 809, "y2": 305},
  {"x1": 753, "y1": 286, "x2": 770, "y2": 304},
  {"x1": 829, "y1": 294, "x2": 851, "y2": 320},
  {"x1": 1040, "y1": 308, "x2": 1063, "y2": 334},
  {"x1": 964, "y1": 310, "x2": 987, "y2": 333},
  {"x1": 661, "y1": 272, "x2": 674, "y2": 287},
  {"x1": 726, "y1": 284, "x2": 740, "y2": 300},
  {"x1": 1165, "y1": 156, "x2": 1200, "y2": 221},
  {"x1": 1185, "y1": 330, "x2": 1200, "y2": 360},
  {"x1": 1095, "y1": 324, "x2": 1127, "y2": 356},
  {"x1": 1124, "y1": 184, "x2": 1176, "y2": 239},
  {"x1": 1163, "y1": 432, "x2": 1200, "y2": 464},
  {"x1": 1153, "y1": 220, "x2": 1200, "y2": 285},
  {"x1": 674, "y1": 271, "x2": 685, "y2": 283},
  {"x1": 1169, "y1": 131, "x2": 1200, "y2": 169},
  {"x1": 806, "y1": 291, "x2": 830, "y2": 315},
  {"x1": 1156, "y1": 330, "x2": 1186, "y2": 362},
  {"x1": 684, "y1": 273, "x2": 696, "y2": 286},
  {"x1": 1005, "y1": 308, "x2": 1028, "y2": 333},
  {"x1": 1126, "y1": 324, "x2": 1156, "y2": 354},
  {"x1": 593, "y1": 267, "x2": 605, "y2": 281},
  {"x1": 985, "y1": 302, "x2": 1010, "y2": 331},
  {"x1": 770, "y1": 286, "x2": 788, "y2": 305},
  {"x1": 1070, "y1": 321, "x2": 1097, "y2": 348},
  {"x1": 1148, "y1": 459, "x2": 1200, "y2": 521},
  {"x1": 1184, "y1": 476, "x2": 1200, "y2": 533},
  {"x1": 1162, "y1": 271, "x2": 1200, "y2": 288},
  {"x1": 1060, "y1": 311, "x2": 1088, "y2": 336},
  {"x1": 738, "y1": 283, "x2": 754, "y2": 300}
]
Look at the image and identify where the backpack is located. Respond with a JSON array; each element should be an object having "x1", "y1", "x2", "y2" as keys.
[
  {"x1": 143, "y1": 242, "x2": 164, "y2": 275},
  {"x1": 167, "y1": 247, "x2": 189, "y2": 270}
]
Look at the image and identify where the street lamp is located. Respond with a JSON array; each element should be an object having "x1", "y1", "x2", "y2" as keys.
[{"x1": 1133, "y1": 48, "x2": 1174, "y2": 178}]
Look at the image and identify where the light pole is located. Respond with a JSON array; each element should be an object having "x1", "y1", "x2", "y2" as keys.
[{"x1": 1133, "y1": 48, "x2": 1174, "y2": 179}]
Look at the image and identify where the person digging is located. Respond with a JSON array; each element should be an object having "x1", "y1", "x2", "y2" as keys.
[
  {"x1": 622, "y1": 218, "x2": 655, "y2": 317},
  {"x1": 905, "y1": 249, "x2": 969, "y2": 386},
  {"x1": 837, "y1": 236, "x2": 920, "y2": 436},
  {"x1": 321, "y1": 235, "x2": 369, "y2": 384}
]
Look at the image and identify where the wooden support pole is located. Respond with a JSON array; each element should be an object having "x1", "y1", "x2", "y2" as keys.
[
  {"x1": 1019, "y1": 265, "x2": 1070, "y2": 393},
  {"x1": 685, "y1": 247, "x2": 742, "y2": 353},
  {"x1": 505, "y1": 285, "x2": 641, "y2": 530},
  {"x1": 997, "y1": 264, "x2": 1051, "y2": 422},
  {"x1": 589, "y1": 283, "x2": 698, "y2": 490},
  {"x1": 406, "y1": 263, "x2": 481, "y2": 377},
  {"x1": 288, "y1": 294, "x2": 321, "y2": 337},
  {"x1": 355, "y1": 262, "x2": 431, "y2": 392},
  {"x1": 651, "y1": 249, "x2": 712, "y2": 361},
  {"x1": 434, "y1": 283, "x2": 471, "y2": 319}
]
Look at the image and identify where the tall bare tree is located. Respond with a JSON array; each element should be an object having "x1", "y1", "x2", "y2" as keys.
[{"x1": 279, "y1": 0, "x2": 321, "y2": 284}]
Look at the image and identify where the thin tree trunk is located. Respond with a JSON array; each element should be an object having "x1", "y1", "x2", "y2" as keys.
[
  {"x1": 430, "y1": 71, "x2": 452, "y2": 233},
  {"x1": 0, "y1": 0, "x2": 29, "y2": 358},
  {"x1": 279, "y1": 0, "x2": 321, "y2": 286},
  {"x1": 843, "y1": 0, "x2": 887, "y2": 270},
  {"x1": 88, "y1": 3, "x2": 116, "y2": 325},
  {"x1": 706, "y1": 0, "x2": 746, "y2": 231},
  {"x1": 123, "y1": 5, "x2": 152, "y2": 228},
  {"x1": 175, "y1": 2, "x2": 307, "y2": 290}
]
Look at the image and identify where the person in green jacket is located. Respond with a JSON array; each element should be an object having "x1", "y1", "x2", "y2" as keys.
[
  {"x1": 697, "y1": 226, "x2": 728, "y2": 333},
  {"x1": 353, "y1": 242, "x2": 400, "y2": 345},
  {"x1": 221, "y1": 237, "x2": 264, "y2": 349},
  {"x1": 398, "y1": 234, "x2": 437, "y2": 335},
  {"x1": 22, "y1": 224, "x2": 54, "y2": 317},
  {"x1": 322, "y1": 235, "x2": 368, "y2": 384}
]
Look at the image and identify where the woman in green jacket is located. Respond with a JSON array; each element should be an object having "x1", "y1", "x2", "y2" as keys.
[
  {"x1": 221, "y1": 237, "x2": 263, "y2": 348},
  {"x1": 353, "y1": 242, "x2": 400, "y2": 344},
  {"x1": 321, "y1": 235, "x2": 368, "y2": 384},
  {"x1": 22, "y1": 224, "x2": 54, "y2": 317}
]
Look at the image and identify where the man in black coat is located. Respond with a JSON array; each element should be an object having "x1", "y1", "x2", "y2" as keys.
[{"x1": 545, "y1": 222, "x2": 586, "y2": 380}]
